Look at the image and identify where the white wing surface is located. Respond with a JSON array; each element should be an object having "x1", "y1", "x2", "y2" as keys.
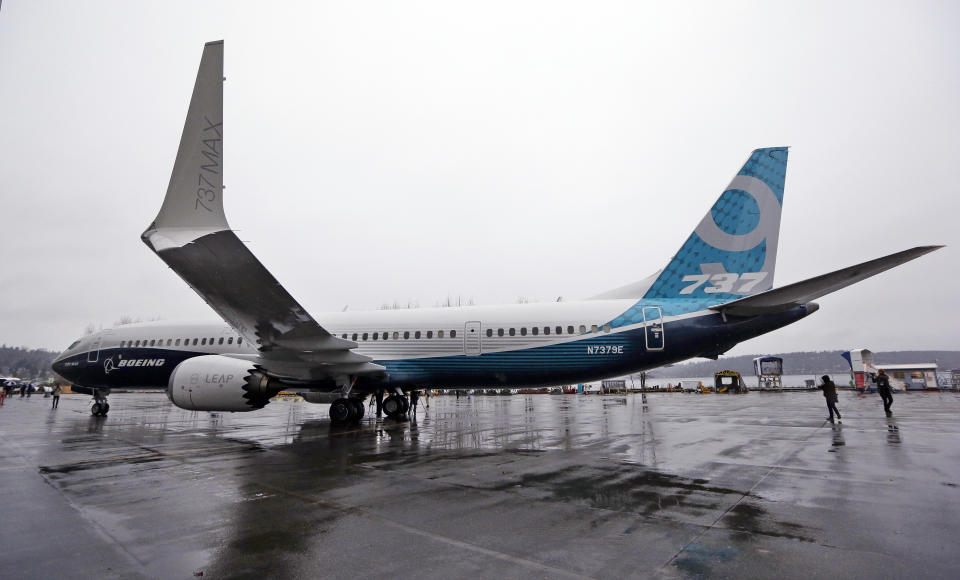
[{"x1": 142, "y1": 41, "x2": 383, "y2": 381}]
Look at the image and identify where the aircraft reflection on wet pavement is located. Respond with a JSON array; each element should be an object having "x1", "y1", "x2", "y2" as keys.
[{"x1": 14, "y1": 391, "x2": 960, "y2": 578}]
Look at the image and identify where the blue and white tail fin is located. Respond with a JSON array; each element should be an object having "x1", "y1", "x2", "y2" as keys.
[{"x1": 643, "y1": 147, "x2": 789, "y2": 301}]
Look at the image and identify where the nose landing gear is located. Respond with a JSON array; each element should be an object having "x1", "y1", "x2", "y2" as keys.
[{"x1": 90, "y1": 389, "x2": 110, "y2": 416}]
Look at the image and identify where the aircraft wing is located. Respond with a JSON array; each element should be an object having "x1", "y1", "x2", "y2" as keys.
[
  {"x1": 710, "y1": 245, "x2": 943, "y2": 316},
  {"x1": 141, "y1": 41, "x2": 383, "y2": 381}
]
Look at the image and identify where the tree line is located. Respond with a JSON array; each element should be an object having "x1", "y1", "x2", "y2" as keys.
[{"x1": 0, "y1": 345, "x2": 59, "y2": 380}]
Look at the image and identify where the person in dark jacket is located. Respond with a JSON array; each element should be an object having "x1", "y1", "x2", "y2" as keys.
[
  {"x1": 374, "y1": 389, "x2": 384, "y2": 417},
  {"x1": 409, "y1": 390, "x2": 420, "y2": 415},
  {"x1": 819, "y1": 375, "x2": 841, "y2": 421},
  {"x1": 876, "y1": 369, "x2": 893, "y2": 415}
]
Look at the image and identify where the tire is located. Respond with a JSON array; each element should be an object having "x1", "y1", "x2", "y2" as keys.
[
  {"x1": 349, "y1": 398, "x2": 365, "y2": 420},
  {"x1": 91, "y1": 402, "x2": 101, "y2": 416},
  {"x1": 100, "y1": 402, "x2": 110, "y2": 416},
  {"x1": 329, "y1": 399, "x2": 353, "y2": 423},
  {"x1": 382, "y1": 395, "x2": 404, "y2": 418}
]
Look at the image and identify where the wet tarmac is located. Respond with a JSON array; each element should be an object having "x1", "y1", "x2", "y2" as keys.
[{"x1": 2, "y1": 390, "x2": 959, "y2": 579}]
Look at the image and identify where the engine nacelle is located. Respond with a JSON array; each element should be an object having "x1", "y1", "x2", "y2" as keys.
[{"x1": 167, "y1": 355, "x2": 282, "y2": 412}]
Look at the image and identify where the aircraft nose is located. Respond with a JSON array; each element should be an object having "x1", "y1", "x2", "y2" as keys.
[{"x1": 51, "y1": 349, "x2": 73, "y2": 379}]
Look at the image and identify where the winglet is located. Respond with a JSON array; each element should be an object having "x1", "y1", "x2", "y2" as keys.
[{"x1": 143, "y1": 40, "x2": 226, "y2": 252}]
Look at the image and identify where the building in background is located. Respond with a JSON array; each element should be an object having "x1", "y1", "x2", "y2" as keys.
[{"x1": 877, "y1": 363, "x2": 939, "y2": 391}]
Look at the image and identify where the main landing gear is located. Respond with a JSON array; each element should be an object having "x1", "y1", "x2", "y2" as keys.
[
  {"x1": 329, "y1": 397, "x2": 365, "y2": 424},
  {"x1": 90, "y1": 389, "x2": 110, "y2": 416},
  {"x1": 381, "y1": 393, "x2": 409, "y2": 420}
]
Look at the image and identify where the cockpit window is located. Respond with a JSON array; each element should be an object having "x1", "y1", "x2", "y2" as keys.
[{"x1": 67, "y1": 340, "x2": 81, "y2": 350}]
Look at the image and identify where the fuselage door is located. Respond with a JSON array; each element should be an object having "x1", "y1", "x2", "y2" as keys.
[
  {"x1": 87, "y1": 335, "x2": 103, "y2": 363},
  {"x1": 464, "y1": 321, "x2": 482, "y2": 356},
  {"x1": 642, "y1": 306, "x2": 664, "y2": 351}
]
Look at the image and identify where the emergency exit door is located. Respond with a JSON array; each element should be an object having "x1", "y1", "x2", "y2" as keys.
[
  {"x1": 464, "y1": 321, "x2": 482, "y2": 356},
  {"x1": 642, "y1": 307, "x2": 664, "y2": 351}
]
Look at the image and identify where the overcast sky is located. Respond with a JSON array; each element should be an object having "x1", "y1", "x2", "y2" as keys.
[{"x1": 1, "y1": 1, "x2": 957, "y2": 357}]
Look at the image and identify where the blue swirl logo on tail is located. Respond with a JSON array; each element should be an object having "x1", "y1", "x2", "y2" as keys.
[{"x1": 644, "y1": 147, "x2": 788, "y2": 301}]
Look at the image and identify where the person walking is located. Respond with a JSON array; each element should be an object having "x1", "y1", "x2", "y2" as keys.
[
  {"x1": 819, "y1": 375, "x2": 841, "y2": 422},
  {"x1": 409, "y1": 390, "x2": 420, "y2": 416},
  {"x1": 51, "y1": 385, "x2": 62, "y2": 409},
  {"x1": 0, "y1": 385, "x2": 6, "y2": 406},
  {"x1": 876, "y1": 369, "x2": 894, "y2": 415}
]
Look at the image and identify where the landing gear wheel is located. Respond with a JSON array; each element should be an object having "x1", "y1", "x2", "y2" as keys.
[
  {"x1": 329, "y1": 398, "x2": 355, "y2": 424},
  {"x1": 382, "y1": 394, "x2": 408, "y2": 419},
  {"x1": 349, "y1": 398, "x2": 365, "y2": 420},
  {"x1": 91, "y1": 401, "x2": 110, "y2": 416}
]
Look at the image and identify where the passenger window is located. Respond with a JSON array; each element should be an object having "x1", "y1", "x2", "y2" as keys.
[
  {"x1": 340, "y1": 333, "x2": 346, "y2": 339},
  {"x1": 486, "y1": 329, "x2": 493, "y2": 337},
  {"x1": 218, "y1": 337, "x2": 224, "y2": 345},
  {"x1": 544, "y1": 327, "x2": 550, "y2": 335},
  {"x1": 591, "y1": 324, "x2": 598, "y2": 333},
  {"x1": 426, "y1": 331, "x2": 433, "y2": 339},
  {"x1": 438, "y1": 330, "x2": 445, "y2": 339},
  {"x1": 192, "y1": 338, "x2": 198, "y2": 345},
  {"x1": 403, "y1": 331, "x2": 410, "y2": 339},
  {"x1": 415, "y1": 331, "x2": 421, "y2": 339},
  {"x1": 532, "y1": 327, "x2": 539, "y2": 336},
  {"x1": 351, "y1": 333, "x2": 357, "y2": 341},
  {"x1": 450, "y1": 330, "x2": 456, "y2": 338},
  {"x1": 579, "y1": 325, "x2": 587, "y2": 334},
  {"x1": 150, "y1": 339, "x2": 156, "y2": 346},
  {"x1": 362, "y1": 333, "x2": 368, "y2": 341},
  {"x1": 136, "y1": 340, "x2": 141, "y2": 347},
  {"x1": 372, "y1": 332, "x2": 378, "y2": 340},
  {"x1": 175, "y1": 339, "x2": 181, "y2": 346},
  {"x1": 238, "y1": 337, "x2": 243, "y2": 345},
  {"x1": 201, "y1": 338, "x2": 207, "y2": 345},
  {"x1": 393, "y1": 331, "x2": 399, "y2": 340},
  {"x1": 509, "y1": 328, "x2": 516, "y2": 336},
  {"x1": 567, "y1": 326, "x2": 574, "y2": 334},
  {"x1": 603, "y1": 324, "x2": 611, "y2": 333},
  {"x1": 520, "y1": 328, "x2": 527, "y2": 336},
  {"x1": 557, "y1": 326, "x2": 563, "y2": 335},
  {"x1": 227, "y1": 337, "x2": 233, "y2": 344},
  {"x1": 498, "y1": 328, "x2": 504, "y2": 337}
]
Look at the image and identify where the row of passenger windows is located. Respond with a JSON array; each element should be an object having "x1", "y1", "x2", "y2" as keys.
[
  {"x1": 120, "y1": 336, "x2": 243, "y2": 348},
  {"x1": 341, "y1": 330, "x2": 458, "y2": 341},
  {"x1": 339, "y1": 324, "x2": 611, "y2": 342},
  {"x1": 488, "y1": 324, "x2": 610, "y2": 337}
]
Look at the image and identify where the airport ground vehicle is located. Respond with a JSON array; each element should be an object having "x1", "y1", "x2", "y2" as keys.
[{"x1": 714, "y1": 370, "x2": 748, "y2": 394}]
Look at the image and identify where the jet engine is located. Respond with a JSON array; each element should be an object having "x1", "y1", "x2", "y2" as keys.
[{"x1": 167, "y1": 355, "x2": 283, "y2": 412}]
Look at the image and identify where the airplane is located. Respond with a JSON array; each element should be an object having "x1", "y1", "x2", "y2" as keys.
[{"x1": 52, "y1": 41, "x2": 942, "y2": 421}]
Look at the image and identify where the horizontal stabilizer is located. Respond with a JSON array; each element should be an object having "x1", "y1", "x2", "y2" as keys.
[{"x1": 710, "y1": 245, "x2": 943, "y2": 316}]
